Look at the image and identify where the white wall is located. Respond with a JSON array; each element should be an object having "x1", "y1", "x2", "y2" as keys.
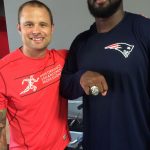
[
  {"x1": 124, "y1": 0, "x2": 150, "y2": 16},
  {"x1": 4, "y1": 0, "x2": 93, "y2": 51},
  {"x1": 4, "y1": 0, "x2": 150, "y2": 51}
]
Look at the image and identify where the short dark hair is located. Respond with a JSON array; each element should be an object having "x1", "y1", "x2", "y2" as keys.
[{"x1": 18, "y1": 0, "x2": 53, "y2": 25}]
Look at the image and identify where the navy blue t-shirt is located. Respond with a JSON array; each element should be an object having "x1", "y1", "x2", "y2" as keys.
[{"x1": 61, "y1": 12, "x2": 150, "y2": 150}]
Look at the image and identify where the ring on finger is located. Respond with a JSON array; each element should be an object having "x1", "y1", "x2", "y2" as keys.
[{"x1": 90, "y1": 85, "x2": 99, "y2": 96}]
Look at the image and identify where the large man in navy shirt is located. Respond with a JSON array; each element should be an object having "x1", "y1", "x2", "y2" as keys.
[{"x1": 60, "y1": 0, "x2": 150, "y2": 150}]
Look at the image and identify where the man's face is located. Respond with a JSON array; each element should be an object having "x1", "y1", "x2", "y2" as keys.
[
  {"x1": 87, "y1": 0, "x2": 122, "y2": 18},
  {"x1": 17, "y1": 6, "x2": 54, "y2": 53}
]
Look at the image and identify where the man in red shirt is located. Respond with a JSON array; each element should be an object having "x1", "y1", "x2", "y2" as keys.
[{"x1": 0, "y1": 1, "x2": 70, "y2": 149}]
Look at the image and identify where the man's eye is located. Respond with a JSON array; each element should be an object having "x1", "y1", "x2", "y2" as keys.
[
  {"x1": 25, "y1": 24, "x2": 33, "y2": 27},
  {"x1": 40, "y1": 23, "x2": 48, "y2": 27}
]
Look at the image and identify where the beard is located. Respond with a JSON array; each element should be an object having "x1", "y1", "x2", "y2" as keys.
[{"x1": 87, "y1": 0, "x2": 122, "y2": 18}]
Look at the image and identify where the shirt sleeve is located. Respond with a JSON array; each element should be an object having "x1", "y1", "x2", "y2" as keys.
[{"x1": 60, "y1": 35, "x2": 86, "y2": 100}]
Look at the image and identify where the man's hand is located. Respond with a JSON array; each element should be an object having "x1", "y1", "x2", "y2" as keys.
[{"x1": 80, "y1": 71, "x2": 108, "y2": 96}]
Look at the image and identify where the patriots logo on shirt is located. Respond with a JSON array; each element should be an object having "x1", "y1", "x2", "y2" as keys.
[{"x1": 105, "y1": 43, "x2": 134, "y2": 58}]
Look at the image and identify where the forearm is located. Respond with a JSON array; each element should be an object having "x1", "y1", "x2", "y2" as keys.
[
  {"x1": 0, "y1": 110, "x2": 7, "y2": 150},
  {"x1": 60, "y1": 70, "x2": 86, "y2": 99}
]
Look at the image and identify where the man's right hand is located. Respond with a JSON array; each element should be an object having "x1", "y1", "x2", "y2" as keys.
[{"x1": 80, "y1": 71, "x2": 108, "y2": 96}]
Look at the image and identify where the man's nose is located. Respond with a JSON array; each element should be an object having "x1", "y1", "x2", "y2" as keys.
[{"x1": 32, "y1": 25, "x2": 41, "y2": 34}]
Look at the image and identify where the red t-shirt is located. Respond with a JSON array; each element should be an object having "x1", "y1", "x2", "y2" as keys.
[
  {"x1": 0, "y1": 16, "x2": 9, "y2": 58},
  {"x1": 0, "y1": 49, "x2": 70, "y2": 150}
]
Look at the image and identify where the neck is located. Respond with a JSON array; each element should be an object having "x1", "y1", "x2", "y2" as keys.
[
  {"x1": 20, "y1": 47, "x2": 47, "y2": 58},
  {"x1": 95, "y1": 6, "x2": 124, "y2": 33}
]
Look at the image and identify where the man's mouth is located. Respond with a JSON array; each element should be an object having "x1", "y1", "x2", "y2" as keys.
[
  {"x1": 31, "y1": 37, "x2": 43, "y2": 41},
  {"x1": 95, "y1": 0, "x2": 106, "y2": 5}
]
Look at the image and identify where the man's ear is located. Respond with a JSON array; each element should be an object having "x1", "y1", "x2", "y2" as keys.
[
  {"x1": 51, "y1": 24, "x2": 54, "y2": 34},
  {"x1": 17, "y1": 24, "x2": 21, "y2": 33}
]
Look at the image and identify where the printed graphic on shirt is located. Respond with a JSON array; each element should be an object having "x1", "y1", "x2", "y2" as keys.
[
  {"x1": 20, "y1": 75, "x2": 39, "y2": 95},
  {"x1": 20, "y1": 64, "x2": 62, "y2": 96},
  {"x1": 105, "y1": 43, "x2": 134, "y2": 58}
]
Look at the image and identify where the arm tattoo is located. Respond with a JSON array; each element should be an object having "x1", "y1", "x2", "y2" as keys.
[{"x1": 0, "y1": 109, "x2": 7, "y2": 150}]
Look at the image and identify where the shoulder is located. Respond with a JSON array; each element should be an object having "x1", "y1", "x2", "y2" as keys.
[
  {"x1": 72, "y1": 29, "x2": 93, "y2": 44},
  {"x1": 70, "y1": 23, "x2": 96, "y2": 50},
  {"x1": 0, "y1": 49, "x2": 21, "y2": 70},
  {"x1": 48, "y1": 49, "x2": 68, "y2": 59},
  {"x1": 126, "y1": 12, "x2": 150, "y2": 27},
  {"x1": 126, "y1": 12, "x2": 150, "y2": 41}
]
